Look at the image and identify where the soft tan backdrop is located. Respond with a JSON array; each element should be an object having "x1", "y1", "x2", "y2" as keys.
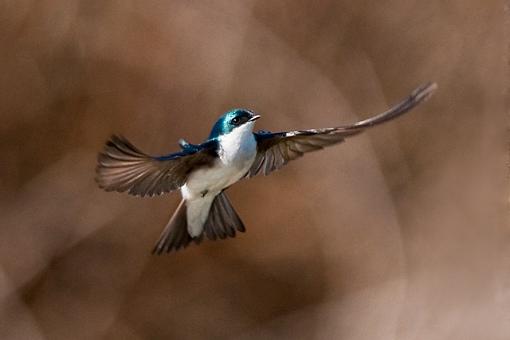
[{"x1": 0, "y1": 1, "x2": 507, "y2": 339}]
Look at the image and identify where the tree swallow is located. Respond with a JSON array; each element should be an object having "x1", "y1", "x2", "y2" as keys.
[{"x1": 96, "y1": 82, "x2": 437, "y2": 254}]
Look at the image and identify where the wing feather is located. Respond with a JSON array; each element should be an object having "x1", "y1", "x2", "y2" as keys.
[
  {"x1": 248, "y1": 82, "x2": 437, "y2": 177},
  {"x1": 96, "y1": 135, "x2": 217, "y2": 197}
]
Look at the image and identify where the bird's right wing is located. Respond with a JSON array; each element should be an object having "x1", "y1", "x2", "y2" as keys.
[
  {"x1": 96, "y1": 135, "x2": 217, "y2": 197},
  {"x1": 247, "y1": 82, "x2": 437, "y2": 177}
]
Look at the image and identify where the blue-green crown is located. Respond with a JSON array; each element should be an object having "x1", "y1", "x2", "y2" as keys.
[{"x1": 208, "y1": 109, "x2": 254, "y2": 139}]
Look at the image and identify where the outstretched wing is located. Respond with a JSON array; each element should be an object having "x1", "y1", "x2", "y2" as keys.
[
  {"x1": 247, "y1": 82, "x2": 437, "y2": 177},
  {"x1": 96, "y1": 135, "x2": 217, "y2": 197}
]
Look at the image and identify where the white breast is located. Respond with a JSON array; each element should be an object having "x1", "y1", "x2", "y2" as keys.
[
  {"x1": 217, "y1": 121, "x2": 257, "y2": 167},
  {"x1": 180, "y1": 122, "x2": 257, "y2": 236}
]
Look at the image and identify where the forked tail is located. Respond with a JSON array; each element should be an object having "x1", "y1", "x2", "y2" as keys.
[{"x1": 152, "y1": 192, "x2": 245, "y2": 254}]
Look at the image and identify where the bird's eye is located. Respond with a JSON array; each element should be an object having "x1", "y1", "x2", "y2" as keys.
[{"x1": 231, "y1": 117, "x2": 240, "y2": 125}]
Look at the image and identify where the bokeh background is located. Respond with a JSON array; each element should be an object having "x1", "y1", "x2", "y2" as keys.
[{"x1": 0, "y1": 1, "x2": 507, "y2": 339}]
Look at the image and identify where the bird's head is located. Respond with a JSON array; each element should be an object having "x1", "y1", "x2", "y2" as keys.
[{"x1": 208, "y1": 109, "x2": 260, "y2": 139}]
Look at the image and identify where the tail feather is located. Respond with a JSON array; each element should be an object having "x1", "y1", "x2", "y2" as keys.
[
  {"x1": 203, "y1": 192, "x2": 245, "y2": 240},
  {"x1": 152, "y1": 200, "x2": 202, "y2": 254},
  {"x1": 152, "y1": 192, "x2": 245, "y2": 254}
]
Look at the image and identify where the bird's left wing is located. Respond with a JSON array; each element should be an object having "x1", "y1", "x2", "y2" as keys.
[
  {"x1": 247, "y1": 82, "x2": 437, "y2": 177},
  {"x1": 96, "y1": 135, "x2": 217, "y2": 197}
]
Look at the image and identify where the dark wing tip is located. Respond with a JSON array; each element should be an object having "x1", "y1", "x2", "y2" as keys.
[
  {"x1": 349, "y1": 81, "x2": 438, "y2": 130},
  {"x1": 412, "y1": 82, "x2": 438, "y2": 103},
  {"x1": 94, "y1": 134, "x2": 155, "y2": 195}
]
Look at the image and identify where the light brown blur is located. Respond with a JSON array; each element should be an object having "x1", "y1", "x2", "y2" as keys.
[{"x1": 0, "y1": 1, "x2": 507, "y2": 339}]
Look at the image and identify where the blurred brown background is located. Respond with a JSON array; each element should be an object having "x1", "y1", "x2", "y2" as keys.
[{"x1": 0, "y1": 1, "x2": 507, "y2": 339}]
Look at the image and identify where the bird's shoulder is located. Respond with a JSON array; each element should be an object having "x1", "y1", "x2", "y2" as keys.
[
  {"x1": 154, "y1": 138, "x2": 218, "y2": 162},
  {"x1": 178, "y1": 138, "x2": 218, "y2": 153}
]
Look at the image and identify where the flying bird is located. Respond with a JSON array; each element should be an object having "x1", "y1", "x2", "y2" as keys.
[{"x1": 96, "y1": 82, "x2": 437, "y2": 254}]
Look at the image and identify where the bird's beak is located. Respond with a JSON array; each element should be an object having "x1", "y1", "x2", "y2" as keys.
[{"x1": 249, "y1": 115, "x2": 261, "y2": 122}]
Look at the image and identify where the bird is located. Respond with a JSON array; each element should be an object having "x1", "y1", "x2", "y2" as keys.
[{"x1": 96, "y1": 82, "x2": 437, "y2": 254}]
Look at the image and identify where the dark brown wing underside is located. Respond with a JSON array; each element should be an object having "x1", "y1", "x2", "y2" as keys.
[
  {"x1": 96, "y1": 135, "x2": 216, "y2": 197},
  {"x1": 247, "y1": 82, "x2": 437, "y2": 177}
]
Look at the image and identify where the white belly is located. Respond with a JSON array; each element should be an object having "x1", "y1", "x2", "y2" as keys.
[
  {"x1": 182, "y1": 156, "x2": 254, "y2": 199},
  {"x1": 181, "y1": 123, "x2": 257, "y2": 236}
]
